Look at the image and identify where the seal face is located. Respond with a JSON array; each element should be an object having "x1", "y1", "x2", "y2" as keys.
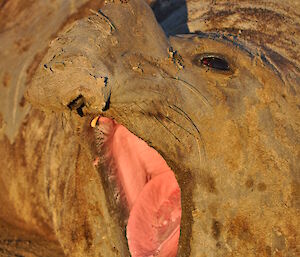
[
  {"x1": 1, "y1": 0, "x2": 299, "y2": 257},
  {"x1": 23, "y1": 8, "x2": 299, "y2": 256}
]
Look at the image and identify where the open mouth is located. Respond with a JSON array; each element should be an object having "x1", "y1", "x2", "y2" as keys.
[{"x1": 91, "y1": 116, "x2": 182, "y2": 257}]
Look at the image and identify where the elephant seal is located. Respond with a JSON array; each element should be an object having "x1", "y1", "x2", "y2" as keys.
[{"x1": 0, "y1": 0, "x2": 299, "y2": 256}]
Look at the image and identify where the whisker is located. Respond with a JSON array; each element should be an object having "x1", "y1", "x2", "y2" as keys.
[
  {"x1": 164, "y1": 116, "x2": 194, "y2": 137},
  {"x1": 134, "y1": 103, "x2": 181, "y2": 143},
  {"x1": 169, "y1": 105, "x2": 201, "y2": 136},
  {"x1": 153, "y1": 115, "x2": 181, "y2": 143},
  {"x1": 169, "y1": 76, "x2": 210, "y2": 107},
  {"x1": 168, "y1": 105, "x2": 206, "y2": 164},
  {"x1": 134, "y1": 53, "x2": 210, "y2": 107}
]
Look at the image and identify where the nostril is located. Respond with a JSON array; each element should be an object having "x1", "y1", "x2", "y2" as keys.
[
  {"x1": 76, "y1": 104, "x2": 85, "y2": 117},
  {"x1": 67, "y1": 92, "x2": 110, "y2": 116},
  {"x1": 102, "y1": 93, "x2": 111, "y2": 112},
  {"x1": 67, "y1": 94, "x2": 86, "y2": 117}
]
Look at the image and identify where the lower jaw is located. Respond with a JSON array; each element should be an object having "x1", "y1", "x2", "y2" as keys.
[{"x1": 91, "y1": 116, "x2": 182, "y2": 257}]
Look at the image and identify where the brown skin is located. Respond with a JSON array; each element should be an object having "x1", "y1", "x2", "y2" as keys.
[{"x1": 1, "y1": 0, "x2": 299, "y2": 256}]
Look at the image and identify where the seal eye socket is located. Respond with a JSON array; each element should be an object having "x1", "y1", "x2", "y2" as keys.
[{"x1": 194, "y1": 55, "x2": 230, "y2": 71}]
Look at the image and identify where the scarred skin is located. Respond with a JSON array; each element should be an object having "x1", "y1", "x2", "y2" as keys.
[{"x1": 0, "y1": 0, "x2": 299, "y2": 256}]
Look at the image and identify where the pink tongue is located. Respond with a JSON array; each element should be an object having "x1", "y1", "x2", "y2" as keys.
[{"x1": 97, "y1": 117, "x2": 181, "y2": 257}]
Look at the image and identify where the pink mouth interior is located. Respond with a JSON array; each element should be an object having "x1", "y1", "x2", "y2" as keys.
[{"x1": 95, "y1": 117, "x2": 181, "y2": 257}]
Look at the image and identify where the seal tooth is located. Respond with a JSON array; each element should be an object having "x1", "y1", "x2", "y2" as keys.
[{"x1": 91, "y1": 116, "x2": 100, "y2": 127}]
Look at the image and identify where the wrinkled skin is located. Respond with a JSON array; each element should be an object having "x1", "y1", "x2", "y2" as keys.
[{"x1": 0, "y1": 0, "x2": 299, "y2": 256}]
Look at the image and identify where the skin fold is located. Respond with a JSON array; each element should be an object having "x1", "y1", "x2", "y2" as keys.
[{"x1": 0, "y1": 0, "x2": 299, "y2": 256}]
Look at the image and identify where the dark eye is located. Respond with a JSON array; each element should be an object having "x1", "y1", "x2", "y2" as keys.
[{"x1": 194, "y1": 55, "x2": 230, "y2": 71}]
